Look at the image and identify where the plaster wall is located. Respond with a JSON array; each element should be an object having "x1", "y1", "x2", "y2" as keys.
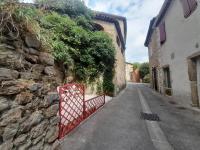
[{"x1": 159, "y1": 0, "x2": 200, "y2": 106}]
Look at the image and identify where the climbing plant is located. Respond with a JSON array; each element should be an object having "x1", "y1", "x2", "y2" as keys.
[{"x1": 0, "y1": 0, "x2": 116, "y2": 94}]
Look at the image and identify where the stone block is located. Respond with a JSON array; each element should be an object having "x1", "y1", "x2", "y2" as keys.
[
  {"x1": 44, "y1": 104, "x2": 59, "y2": 118},
  {"x1": 15, "y1": 91, "x2": 33, "y2": 105},
  {"x1": 0, "y1": 68, "x2": 19, "y2": 81},
  {"x1": 13, "y1": 134, "x2": 28, "y2": 146},
  {"x1": 25, "y1": 34, "x2": 41, "y2": 49},
  {"x1": 39, "y1": 52, "x2": 54, "y2": 66},
  {"x1": 0, "y1": 97, "x2": 10, "y2": 113},
  {"x1": 0, "y1": 139, "x2": 13, "y2": 150},
  {"x1": 18, "y1": 139, "x2": 31, "y2": 150},
  {"x1": 19, "y1": 111, "x2": 43, "y2": 133},
  {"x1": 24, "y1": 53, "x2": 39, "y2": 64},
  {"x1": 30, "y1": 120, "x2": 48, "y2": 139},
  {"x1": 3, "y1": 123, "x2": 19, "y2": 141},
  {"x1": 28, "y1": 83, "x2": 43, "y2": 92},
  {"x1": 0, "y1": 80, "x2": 26, "y2": 95},
  {"x1": 0, "y1": 107, "x2": 22, "y2": 126},
  {"x1": 44, "y1": 66, "x2": 56, "y2": 76},
  {"x1": 45, "y1": 126, "x2": 59, "y2": 143}
]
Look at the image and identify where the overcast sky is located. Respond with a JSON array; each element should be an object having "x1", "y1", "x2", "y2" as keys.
[
  {"x1": 84, "y1": 0, "x2": 165, "y2": 63},
  {"x1": 23, "y1": 0, "x2": 164, "y2": 63}
]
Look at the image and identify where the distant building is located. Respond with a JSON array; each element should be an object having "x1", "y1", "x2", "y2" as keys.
[
  {"x1": 145, "y1": 0, "x2": 200, "y2": 108},
  {"x1": 126, "y1": 62, "x2": 140, "y2": 83},
  {"x1": 126, "y1": 62, "x2": 133, "y2": 82},
  {"x1": 94, "y1": 12, "x2": 127, "y2": 95}
]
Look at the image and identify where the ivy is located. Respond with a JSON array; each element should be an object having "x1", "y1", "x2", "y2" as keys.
[{"x1": 1, "y1": 1, "x2": 116, "y2": 95}]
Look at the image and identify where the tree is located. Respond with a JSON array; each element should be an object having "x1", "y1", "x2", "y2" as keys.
[
  {"x1": 34, "y1": 0, "x2": 92, "y2": 18},
  {"x1": 139, "y1": 62, "x2": 149, "y2": 80},
  {"x1": 132, "y1": 62, "x2": 140, "y2": 70}
]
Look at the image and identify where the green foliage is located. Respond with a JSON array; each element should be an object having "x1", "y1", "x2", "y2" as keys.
[
  {"x1": 132, "y1": 62, "x2": 140, "y2": 70},
  {"x1": 39, "y1": 12, "x2": 115, "y2": 93},
  {"x1": 35, "y1": 0, "x2": 93, "y2": 19},
  {"x1": 139, "y1": 62, "x2": 150, "y2": 80},
  {"x1": 103, "y1": 69, "x2": 114, "y2": 96},
  {"x1": 75, "y1": 16, "x2": 94, "y2": 31},
  {"x1": 143, "y1": 74, "x2": 150, "y2": 83},
  {"x1": 0, "y1": 1, "x2": 115, "y2": 95}
]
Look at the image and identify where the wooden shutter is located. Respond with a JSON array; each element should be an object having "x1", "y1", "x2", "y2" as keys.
[
  {"x1": 188, "y1": 0, "x2": 198, "y2": 12},
  {"x1": 159, "y1": 22, "x2": 166, "y2": 44},
  {"x1": 180, "y1": 0, "x2": 191, "y2": 18}
]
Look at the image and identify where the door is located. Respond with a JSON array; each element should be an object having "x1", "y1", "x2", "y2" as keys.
[
  {"x1": 152, "y1": 67, "x2": 158, "y2": 91},
  {"x1": 197, "y1": 58, "x2": 200, "y2": 104}
]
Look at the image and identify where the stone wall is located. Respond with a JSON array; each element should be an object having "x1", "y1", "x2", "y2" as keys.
[{"x1": 0, "y1": 33, "x2": 61, "y2": 149}]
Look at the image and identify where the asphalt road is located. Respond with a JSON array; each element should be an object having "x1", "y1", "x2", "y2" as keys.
[{"x1": 61, "y1": 83, "x2": 200, "y2": 150}]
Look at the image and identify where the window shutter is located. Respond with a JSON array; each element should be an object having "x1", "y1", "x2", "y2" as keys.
[
  {"x1": 159, "y1": 22, "x2": 166, "y2": 44},
  {"x1": 188, "y1": 0, "x2": 198, "y2": 12},
  {"x1": 180, "y1": 0, "x2": 191, "y2": 18}
]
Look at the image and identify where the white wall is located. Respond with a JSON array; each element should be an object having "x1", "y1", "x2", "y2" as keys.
[{"x1": 160, "y1": 0, "x2": 200, "y2": 106}]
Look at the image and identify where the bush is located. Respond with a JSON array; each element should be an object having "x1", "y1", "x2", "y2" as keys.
[
  {"x1": 0, "y1": 1, "x2": 116, "y2": 95},
  {"x1": 143, "y1": 74, "x2": 150, "y2": 83},
  {"x1": 139, "y1": 62, "x2": 149, "y2": 80},
  {"x1": 35, "y1": 0, "x2": 93, "y2": 19}
]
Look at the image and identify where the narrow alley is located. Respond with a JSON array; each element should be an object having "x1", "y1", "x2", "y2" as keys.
[{"x1": 61, "y1": 83, "x2": 200, "y2": 150}]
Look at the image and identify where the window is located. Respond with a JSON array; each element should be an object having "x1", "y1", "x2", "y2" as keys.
[
  {"x1": 94, "y1": 23, "x2": 104, "y2": 31},
  {"x1": 163, "y1": 66, "x2": 172, "y2": 95},
  {"x1": 159, "y1": 22, "x2": 166, "y2": 44},
  {"x1": 163, "y1": 67, "x2": 171, "y2": 88},
  {"x1": 180, "y1": 0, "x2": 198, "y2": 18}
]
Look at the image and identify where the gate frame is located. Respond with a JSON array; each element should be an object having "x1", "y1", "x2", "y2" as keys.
[{"x1": 58, "y1": 84, "x2": 105, "y2": 139}]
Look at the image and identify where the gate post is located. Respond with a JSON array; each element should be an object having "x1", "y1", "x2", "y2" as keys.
[
  {"x1": 83, "y1": 85, "x2": 86, "y2": 119},
  {"x1": 57, "y1": 86, "x2": 62, "y2": 139},
  {"x1": 103, "y1": 94, "x2": 105, "y2": 105}
]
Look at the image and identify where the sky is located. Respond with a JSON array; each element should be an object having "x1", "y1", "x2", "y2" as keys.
[
  {"x1": 84, "y1": 0, "x2": 165, "y2": 63},
  {"x1": 22, "y1": 0, "x2": 165, "y2": 63}
]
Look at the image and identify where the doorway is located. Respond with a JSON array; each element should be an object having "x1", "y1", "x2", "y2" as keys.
[
  {"x1": 197, "y1": 58, "x2": 200, "y2": 105},
  {"x1": 152, "y1": 67, "x2": 158, "y2": 91}
]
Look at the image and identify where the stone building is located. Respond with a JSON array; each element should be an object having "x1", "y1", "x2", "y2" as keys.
[
  {"x1": 94, "y1": 12, "x2": 127, "y2": 95},
  {"x1": 145, "y1": 0, "x2": 200, "y2": 108},
  {"x1": 126, "y1": 62, "x2": 140, "y2": 83},
  {"x1": 126, "y1": 62, "x2": 133, "y2": 82}
]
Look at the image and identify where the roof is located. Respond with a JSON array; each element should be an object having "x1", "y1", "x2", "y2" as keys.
[
  {"x1": 144, "y1": 0, "x2": 173, "y2": 47},
  {"x1": 144, "y1": 17, "x2": 156, "y2": 47},
  {"x1": 126, "y1": 62, "x2": 133, "y2": 65},
  {"x1": 94, "y1": 11, "x2": 127, "y2": 50}
]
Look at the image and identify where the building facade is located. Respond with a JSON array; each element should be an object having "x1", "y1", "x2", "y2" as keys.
[
  {"x1": 145, "y1": 0, "x2": 200, "y2": 108},
  {"x1": 126, "y1": 62, "x2": 133, "y2": 82},
  {"x1": 126, "y1": 62, "x2": 140, "y2": 83},
  {"x1": 94, "y1": 12, "x2": 127, "y2": 95}
]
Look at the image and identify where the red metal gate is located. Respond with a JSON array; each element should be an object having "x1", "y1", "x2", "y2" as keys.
[{"x1": 57, "y1": 84, "x2": 105, "y2": 139}]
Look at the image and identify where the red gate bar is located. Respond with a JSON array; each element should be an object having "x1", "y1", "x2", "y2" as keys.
[
  {"x1": 84, "y1": 95, "x2": 105, "y2": 118},
  {"x1": 57, "y1": 84, "x2": 105, "y2": 139}
]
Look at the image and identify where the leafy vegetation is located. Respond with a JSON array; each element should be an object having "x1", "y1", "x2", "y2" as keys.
[
  {"x1": 143, "y1": 74, "x2": 150, "y2": 83},
  {"x1": 139, "y1": 62, "x2": 150, "y2": 80},
  {"x1": 132, "y1": 62, "x2": 140, "y2": 70},
  {"x1": 0, "y1": 0, "x2": 115, "y2": 94},
  {"x1": 34, "y1": 0, "x2": 93, "y2": 19}
]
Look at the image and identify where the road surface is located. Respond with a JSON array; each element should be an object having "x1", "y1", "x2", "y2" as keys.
[{"x1": 61, "y1": 83, "x2": 200, "y2": 150}]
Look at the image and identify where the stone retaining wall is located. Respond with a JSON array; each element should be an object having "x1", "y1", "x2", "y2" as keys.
[{"x1": 0, "y1": 33, "x2": 61, "y2": 149}]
